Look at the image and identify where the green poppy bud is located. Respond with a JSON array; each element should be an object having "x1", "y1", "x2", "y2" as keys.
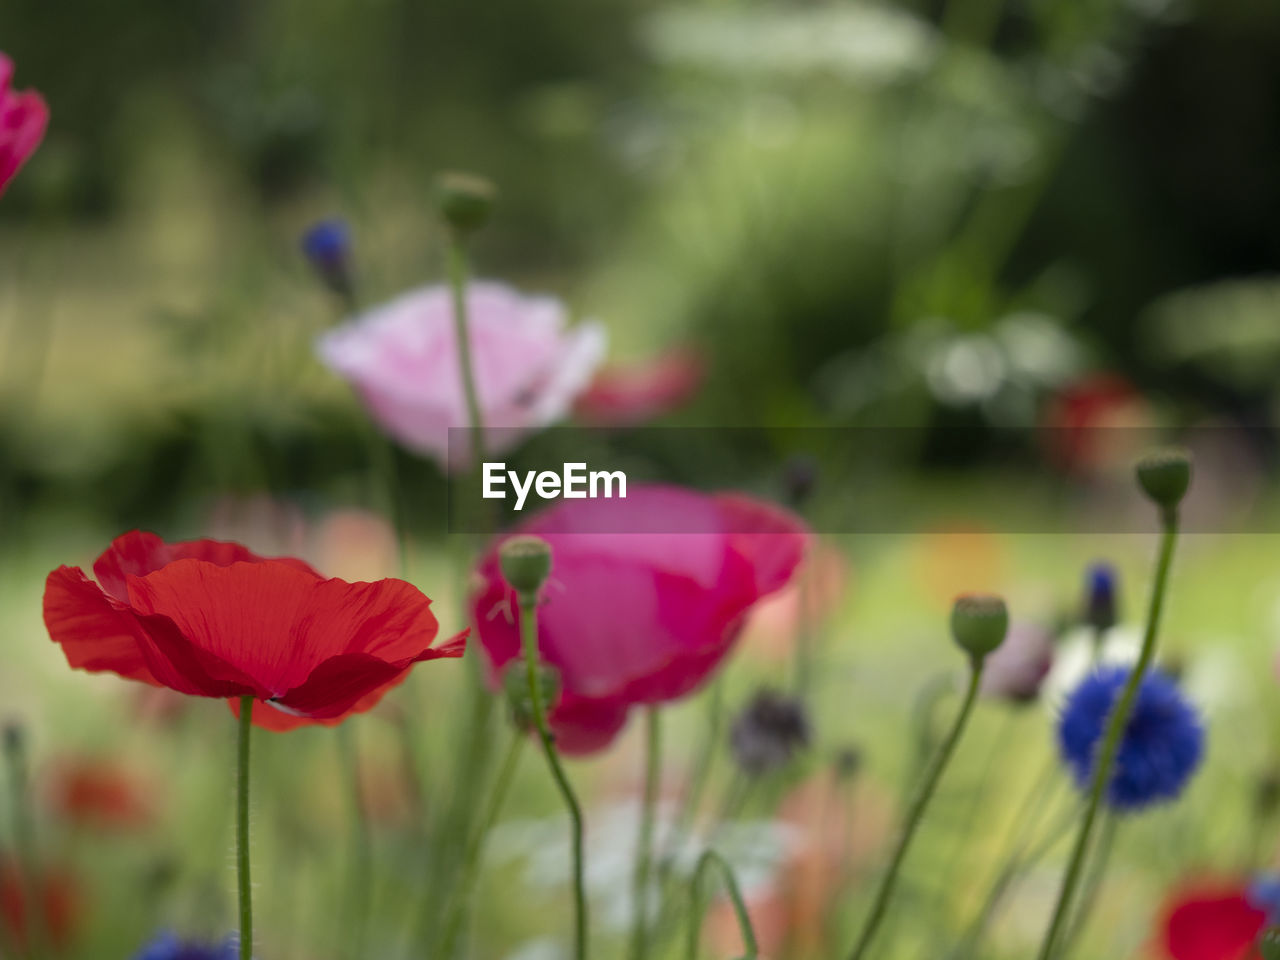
[
  {"x1": 503, "y1": 661, "x2": 561, "y2": 732},
  {"x1": 1135, "y1": 447, "x2": 1192, "y2": 511},
  {"x1": 499, "y1": 535, "x2": 553, "y2": 600},
  {"x1": 1258, "y1": 927, "x2": 1280, "y2": 960},
  {"x1": 950, "y1": 594, "x2": 1009, "y2": 663},
  {"x1": 435, "y1": 171, "x2": 496, "y2": 235}
]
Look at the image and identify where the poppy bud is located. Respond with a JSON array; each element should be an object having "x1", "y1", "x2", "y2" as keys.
[
  {"x1": 300, "y1": 218, "x2": 353, "y2": 301},
  {"x1": 1084, "y1": 562, "x2": 1118, "y2": 633},
  {"x1": 1135, "y1": 447, "x2": 1192, "y2": 511},
  {"x1": 435, "y1": 171, "x2": 496, "y2": 236},
  {"x1": 1260, "y1": 929, "x2": 1280, "y2": 960},
  {"x1": 950, "y1": 594, "x2": 1008, "y2": 663},
  {"x1": 499, "y1": 535, "x2": 553, "y2": 600},
  {"x1": 503, "y1": 661, "x2": 561, "y2": 732},
  {"x1": 729, "y1": 689, "x2": 811, "y2": 777}
]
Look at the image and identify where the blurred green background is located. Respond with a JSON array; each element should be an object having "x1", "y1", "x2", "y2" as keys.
[{"x1": 4, "y1": 0, "x2": 1280, "y2": 531}]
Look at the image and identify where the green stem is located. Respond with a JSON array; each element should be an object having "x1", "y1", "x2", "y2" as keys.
[
  {"x1": 337, "y1": 724, "x2": 371, "y2": 960},
  {"x1": 516, "y1": 591, "x2": 588, "y2": 960},
  {"x1": 1034, "y1": 511, "x2": 1181, "y2": 960},
  {"x1": 684, "y1": 850, "x2": 758, "y2": 960},
  {"x1": 1058, "y1": 812, "x2": 1118, "y2": 957},
  {"x1": 436, "y1": 733, "x2": 525, "y2": 958},
  {"x1": 630, "y1": 709, "x2": 662, "y2": 960},
  {"x1": 847, "y1": 661, "x2": 986, "y2": 960},
  {"x1": 237, "y1": 696, "x2": 254, "y2": 960},
  {"x1": 950, "y1": 798, "x2": 1082, "y2": 960},
  {"x1": 446, "y1": 237, "x2": 486, "y2": 462}
]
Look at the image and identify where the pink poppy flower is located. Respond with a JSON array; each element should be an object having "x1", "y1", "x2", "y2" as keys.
[
  {"x1": 574, "y1": 347, "x2": 704, "y2": 426},
  {"x1": 0, "y1": 53, "x2": 48, "y2": 196},
  {"x1": 471, "y1": 486, "x2": 809, "y2": 754},
  {"x1": 317, "y1": 282, "x2": 606, "y2": 468}
]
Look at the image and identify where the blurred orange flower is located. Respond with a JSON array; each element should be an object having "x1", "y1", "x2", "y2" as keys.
[
  {"x1": 44, "y1": 757, "x2": 154, "y2": 831},
  {"x1": 0, "y1": 860, "x2": 81, "y2": 952}
]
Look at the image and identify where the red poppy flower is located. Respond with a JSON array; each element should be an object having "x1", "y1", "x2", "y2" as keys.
[
  {"x1": 471, "y1": 486, "x2": 808, "y2": 754},
  {"x1": 1158, "y1": 881, "x2": 1266, "y2": 960},
  {"x1": 44, "y1": 757, "x2": 154, "y2": 830},
  {"x1": 0, "y1": 53, "x2": 48, "y2": 197},
  {"x1": 0, "y1": 860, "x2": 80, "y2": 951},
  {"x1": 1042, "y1": 373, "x2": 1148, "y2": 475},
  {"x1": 573, "y1": 348, "x2": 705, "y2": 426},
  {"x1": 43, "y1": 531, "x2": 466, "y2": 731}
]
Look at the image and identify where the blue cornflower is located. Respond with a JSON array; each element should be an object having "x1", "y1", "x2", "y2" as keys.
[
  {"x1": 133, "y1": 931, "x2": 239, "y2": 960},
  {"x1": 1249, "y1": 873, "x2": 1280, "y2": 922},
  {"x1": 1057, "y1": 666, "x2": 1204, "y2": 812},
  {"x1": 300, "y1": 218, "x2": 353, "y2": 298},
  {"x1": 1084, "y1": 562, "x2": 1118, "y2": 632}
]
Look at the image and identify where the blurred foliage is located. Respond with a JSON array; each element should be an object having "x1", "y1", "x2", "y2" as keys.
[{"x1": 2, "y1": 0, "x2": 1280, "y2": 523}]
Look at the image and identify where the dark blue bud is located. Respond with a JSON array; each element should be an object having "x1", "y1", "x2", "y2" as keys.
[
  {"x1": 300, "y1": 218, "x2": 354, "y2": 302},
  {"x1": 1084, "y1": 562, "x2": 1118, "y2": 632}
]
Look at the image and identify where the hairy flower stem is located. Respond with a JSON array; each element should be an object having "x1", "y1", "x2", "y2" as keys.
[
  {"x1": 4, "y1": 725, "x2": 46, "y2": 960},
  {"x1": 630, "y1": 709, "x2": 662, "y2": 960},
  {"x1": 516, "y1": 590, "x2": 588, "y2": 960},
  {"x1": 847, "y1": 661, "x2": 985, "y2": 960},
  {"x1": 337, "y1": 724, "x2": 371, "y2": 960},
  {"x1": 236, "y1": 696, "x2": 254, "y2": 960},
  {"x1": 684, "y1": 850, "x2": 758, "y2": 960},
  {"x1": 445, "y1": 237, "x2": 486, "y2": 463},
  {"x1": 1034, "y1": 511, "x2": 1181, "y2": 960},
  {"x1": 436, "y1": 733, "x2": 524, "y2": 958}
]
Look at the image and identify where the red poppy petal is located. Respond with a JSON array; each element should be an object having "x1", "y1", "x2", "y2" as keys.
[
  {"x1": 275, "y1": 630, "x2": 467, "y2": 720},
  {"x1": 298, "y1": 577, "x2": 446, "y2": 662},
  {"x1": 93, "y1": 531, "x2": 318, "y2": 602},
  {"x1": 1162, "y1": 888, "x2": 1266, "y2": 960},
  {"x1": 126, "y1": 559, "x2": 330, "y2": 694},
  {"x1": 43, "y1": 567, "x2": 157, "y2": 684}
]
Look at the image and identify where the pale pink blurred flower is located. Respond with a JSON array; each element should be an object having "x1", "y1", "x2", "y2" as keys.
[
  {"x1": 204, "y1": 494, "x2": 309, "y2": 558},
  {"x1": 740, "y1": 542, "x2": 849, "y2": 662},
  {"x1": 205, "y1": 497, "x2": 397, "y2": 581},
  {"x1": 980, "y1": 621, "x2": 1055, "y2": 703},
  {"x1": 311, "y1": 507, "x2": 399, "y2": 581},
  {"x1": 318, "y1": 282, "x2": 606, "y2": 468}
]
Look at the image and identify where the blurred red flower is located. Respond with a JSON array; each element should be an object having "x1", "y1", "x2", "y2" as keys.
[
  {"x1": 0, "y1": 53, "x2": 47, "y2": 197},
  {"x1": 0, "y1": 860, "x2": 80, "y2": 951},
  {"x1": 1157, "y1": 882, "x2": 1266, "y2": 960},
  {"x1": 44, "y1": 757, "x2": 154, "y2": 831},
  {"x1": 43, "y1": 531, "x2": 466, "y2": 732},
  {"x1": 1043, "y1": 373, "x2": 1149, "y2": 475},
  {"x1": 471, "y1": 486, "x2": 808, "y2": 754},
  {"x1": 573, "y1": 348, "x2": 705, "y2": 426}
]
